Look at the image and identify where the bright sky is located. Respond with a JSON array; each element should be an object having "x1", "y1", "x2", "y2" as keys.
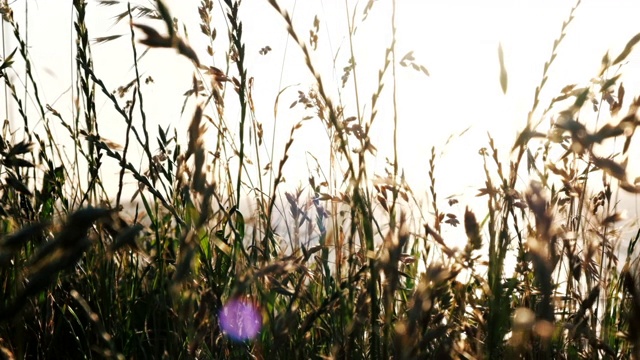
[{"x1": 3, "y1": 0, "x2": 640, "y2": 234}]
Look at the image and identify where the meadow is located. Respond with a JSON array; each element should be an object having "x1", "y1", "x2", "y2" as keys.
[{"x1": 1, "y1": 0, "x2": 640, "y2": 358}]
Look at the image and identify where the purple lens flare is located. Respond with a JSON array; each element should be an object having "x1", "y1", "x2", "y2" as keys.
[{"x1": 219, "y1": 297, "x2": 262, "y2": 341}]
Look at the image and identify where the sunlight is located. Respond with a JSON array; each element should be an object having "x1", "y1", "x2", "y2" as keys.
[
  {"x1": 4, "y1": 0, "x2": 640, "y2": 242},
  {"x1": 3, "y1": 1, "x2": 640, "y2": 357}
]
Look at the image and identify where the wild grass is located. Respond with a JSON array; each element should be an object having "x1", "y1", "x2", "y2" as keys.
[{"x1": 1, "y1": 0, "x2": 640, "y2": 359}]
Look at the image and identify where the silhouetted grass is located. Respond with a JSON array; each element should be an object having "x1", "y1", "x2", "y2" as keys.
[{"x1": 1, "y1": 0, "x2": 640, "y2": 359}]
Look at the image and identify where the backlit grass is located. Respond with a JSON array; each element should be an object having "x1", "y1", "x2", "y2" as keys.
[{"x1": 1, "y1": 0, "x2": 640, "y2": 359}]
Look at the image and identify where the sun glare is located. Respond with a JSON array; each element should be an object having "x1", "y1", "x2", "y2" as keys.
[{"x1": 3, "y1": 0, "x2": 640, "y2": 358}]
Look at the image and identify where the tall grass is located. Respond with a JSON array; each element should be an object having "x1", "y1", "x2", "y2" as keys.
[{"x1": 1, "y1": 0, "x2": 640, "y2": 358}]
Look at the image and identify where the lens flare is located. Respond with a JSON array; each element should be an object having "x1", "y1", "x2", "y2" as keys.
[{"x1": 219, "y1": 297, "x2": 262, "y2": 341}]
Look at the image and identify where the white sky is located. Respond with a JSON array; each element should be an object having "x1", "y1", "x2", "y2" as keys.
[{"x1": 3, "y1": 0, "x2": 640, "y2": 235}]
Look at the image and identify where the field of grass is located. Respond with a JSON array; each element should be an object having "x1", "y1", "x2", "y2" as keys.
[{"x1": 2, "y1": 0, "x2": 640, "y2": 358}]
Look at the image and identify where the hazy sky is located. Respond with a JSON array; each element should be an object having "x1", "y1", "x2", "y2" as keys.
[{"x1": 3, "y1": 0, "x2": 640, "y2": 227}]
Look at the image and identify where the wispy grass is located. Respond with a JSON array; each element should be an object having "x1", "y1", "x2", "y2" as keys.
[{"x1": 1, "y1": 0, "x2": 640, "y2": 359}]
